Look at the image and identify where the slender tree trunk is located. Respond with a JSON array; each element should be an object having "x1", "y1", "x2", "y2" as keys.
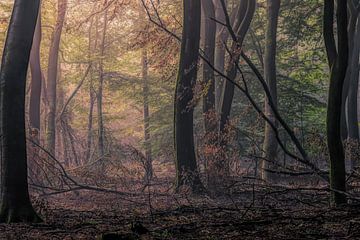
[
  {"x1": 260, "y1": 0, "x2": 281, "y2": 181},
  {"x1": 29, "y1": 8, "x2": 42, "y2": 142},
  {"x1": 142, "y1": 49, "x2": 153, "y2": 181},
  {"x1": 175, "y1": 0, "x2": 203, "y2": 192},
  {"x1": 214, "y1": 0, "x2": 227, "y2": 111},
  {"x1": 202, "y1": 0, "x2": 216, "y2": 134},
  {"x1": 86, "y1": 17, "x2": 96, "y2": 163},
  {"x1": 97, "y1": 9, "x2": 107, "y2": 159},
  {"x1": 46, "y1": 0, "x2": 67, "y2": 155},
  {"x1": 0, "y1": 0, "x2": 41, "y2": 223},
  {"x1": 324, "y1": 0, "x2": 348, "y2": 205},
  {"x1": 218, "y1": 0, "x2": 256, "y2": 133}
]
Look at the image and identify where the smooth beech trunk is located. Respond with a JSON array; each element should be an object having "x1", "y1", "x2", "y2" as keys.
[
  {"x1": 46, "y1": 0, "x2": 67, "y2": 155},
  {"x1": 260, "y1": 0, "x2": 281, "y2": 181},
  {"x1": 142, "y1": 49, "x2": 153, "y2": 181},
  {"x1": 174, "y1": 0, "x2": 203, "y2": 192},
  {"x1": 218, "y1": 0, "x2": 256, "y2": 133},
  {"x1": 324, "y1": 0, "x2": 348, "y2": 205},
  {"x1": 201, "y1": 0, "x2": 216, "y2": 135},
  {"x1": 214, "y1": 0, "x2": 227, "y2": 111},
  {"x1": 0, "y1": 0, "x2": 41, "y2": 223},
  {"x1": 29, "y1": 8, "x2": 42, "y2": 142},
  {"x1": 347, "y1": 11, "x2": 360, "y2": 169},
  {"x1": 98, "y1": 9, "x2": 107, "y2": 159}
]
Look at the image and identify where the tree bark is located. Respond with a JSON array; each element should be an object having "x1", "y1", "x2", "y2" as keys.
[
  {"x1": 142, "y1": 49, "x2": 153, "y2": 181},
  {"x1": 214, "y1": 0, "x2": 227, "y2": 111},
  {"x1": 0, "y1": 0, "x2": 41, "y2": 223},
  {"x1": 97, "y1": 9, "x2": 107, "y2": 160},
  {"x1": 29, "y1": 8, "x2": 42, "y2": 142},
  {"x1": 174, "y1": 0, "x2": 203, "y2": 192},
  {"x1": 46, "y1": 0, "x2": 67, "y2": 155},
  {"x1": 347, "y1": 12, "x2": 360, "y2": 169},
  {"x1": 218, "y1": 0, "x2": 256, "y2": 133},
  {"x1": 260, "y1": 0, "x2": 281, "y2": 181},
  {"x1": 324, "y1": 0, "x2": 348, "y2": 205},
  {"x1": 201, "y1": 0, "x2": 216, "y2": 134}
]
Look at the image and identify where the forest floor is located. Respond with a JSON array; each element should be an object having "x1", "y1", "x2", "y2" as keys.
[{"x1": 1, "y1": 176, "x2": 360, "y2": 240}]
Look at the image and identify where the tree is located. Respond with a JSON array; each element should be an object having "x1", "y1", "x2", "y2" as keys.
[
  {"x1": 46, "y1": 0, "x2": 67, "y2": 155},
  {"x1": 142, "y1": 49, "x2": 153, "y2": 181},
  {"x1": 174, "y1": 0, "x2": 203, "y2": 192},
  {"x1": 29, "y1": 8, "x2": 42, "y2": 143},
  {"x1": 0, "y1": 0, "x2": 41, "y2": 223},
  {"x1": 98, "y1": 8, "x2": 108, "y2": 161},
  {"x1": 218, "y1": 0, "x2": 256, "y2": 133},
  {"x1": 260, "y1": 0, "x2": 281, "y2": 181},
  {"x1": 346, "y1": 1, "x2": 360, "y2": 169},
  {"x1": 214, "y1": 0, "x2": 227, "y2": 111},
  {"x1": 323, "y1": 0, "x2": 348, "y2": 205},
  {"x1": 201, "y1": 0, "x2": 216, "y2": 134}
]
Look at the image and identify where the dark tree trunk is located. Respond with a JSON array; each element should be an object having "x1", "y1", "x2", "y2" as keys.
[
  {"x1": 201, "y1": 0, "x2": 216, "y2": 134},
  {"x1": 0, "y1": 0, "x2": 41, "y2": 223},
  {"x1": 174, "y1": 0, "x2": 203, "y2": 192},
  {"x1": 347, "y1": 10, "x2": 360, "y2": 169},
  {"x1": 214, "y1": 0, "x2": 227, "y2": 111},
  {"x1": 218, "y1": 0, "x2": 256, "y2": 133},
  {"x1": 341, "y1": 1, "x2": 358, "y2": 140},
  {"x1": 46, "y1": 0, "x2": 67, "y2": 155},
  {"x1": 324, "y1": 0, "x2": 348, "y2": 205},
  {"x1": 260, "y1": 0, "x2": 281, "y2": 181},
  {"x1": 29, "y1": 8, "x2": 42, "y2": 142}
]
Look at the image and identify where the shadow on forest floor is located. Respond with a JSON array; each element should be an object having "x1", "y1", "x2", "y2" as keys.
[{"x1": 1, "y1": 179, "x2": 360, "y2": 240}]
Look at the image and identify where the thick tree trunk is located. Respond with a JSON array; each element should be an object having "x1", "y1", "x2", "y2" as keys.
[
  {"x1": 175, "y1": 0, "x2": 203, "y2": 192},
  {"x1": 0, "y1": 0, "x2": 41, "y2": 223},
  {"x1": 341, "y1": 2, "x2": 358, "y2": 140},
  {"x1": 218, "y1": 0, "x2": 256, "y2": 133},
  {"x1": 260, "y1": 0, "x2": 281, "y2": 181},
  {"x1": 201, "y1": 0, "x2": 216, "y2": 134},
  {"x1": 97, "y1": 9, "x2": 107, "y2": 160},
  {"x1": 29, "y1": 8, "x2": 42, "y2": 142},
  {"x1": 347, "y1": 12, "x2": 360, "y2": 169},
  {"x1": 46, "y1": 0, "x2": 67, "y2": 155},
  {"x1": 324, "y1": 0, "x2": 348, "y2": 205}
]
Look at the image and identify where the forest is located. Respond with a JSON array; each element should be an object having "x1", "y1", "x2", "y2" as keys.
[{"x1": 0, "y1": 0, "x2": 360, "y2": 239}]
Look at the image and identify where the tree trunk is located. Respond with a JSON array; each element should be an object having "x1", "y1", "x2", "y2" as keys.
[
  {"x1": 324, "y1": 0, "x2": 348, "y2": 205},
  {"x1": 175, "y1": 0, "x2": 203, "y2": 192},
  {"x1": 29, "y1": 8, "x2": 42, "y2": 142},
  {"x1": 260, "y1": 0, "x2": 281, "y2": 181},
  {"x1": 214, "y1": 0, "x2": 227, "y2": 111},
  {"x1": 218, "y1": 0, "x2": 256, "y2": 133},
  {"x1": 86, "y1": 17, "x2": 98, "y2": 163},
  {"x1": 347, "y1": 11, "x2": 360, "y2": 169},
  {"x1": 0, "y1": 0, "x2": 41, "y2": 223},
  {"x1": 97, "y1": 9, "x2": 107, "y2": 160},
  {"x1": 341, "y1": 1, "x2": 358, "y2": 141},
  {"x1": 46, "y1": 0, "x2": 67, "y2": 155},
  {"x1": 142, "y1": 49, "x2": 153, "y2": 181},
  {"x1": 201, "y1": 0, "x2": 216, "y2": 134}
]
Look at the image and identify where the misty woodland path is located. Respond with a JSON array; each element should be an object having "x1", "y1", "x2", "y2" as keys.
[{"x1": 1, "y1": 184, "x2": 360, "y2": 240}]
